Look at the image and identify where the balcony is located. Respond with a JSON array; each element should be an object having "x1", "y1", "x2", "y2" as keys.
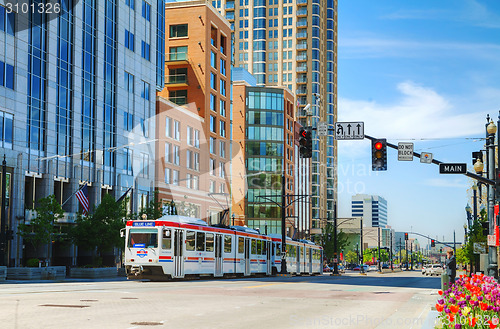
[
  {"x1": 297, "y1": 0, "x2": 307, "y2": 5},
  {"x1": 297, "y1": 97, "x2": 308, "y2": 106},
  {"x1": 297, "y1": 8, "x2": 307, "y2": 16},
  {"x1": 297, "y1": 52, "x2": 307, "y2": 61},
  {"x1": 296, "y1": 88, "x2": 307, "y2": 95},
  {"x1": 297, "y1": 19, "x2": 307, "y2": 28},
  {"x1": 296, "y1": 75, "x2": 307, "y2": 84},
  {"x1": 297, "y1": 42, "x2": 307, "y2": 50},
  {"x1": 296, "y1": 30, "x2": 307, "y2": 39},
  {"x1": 165, "y1": 74, "x2": 188, "y2": 87},
  {"x1": 296, "y1": 65, "x2": 307, "y2": 72},
  {"x1": 225, "y1": 12, "x2": 234, "y2": 20},
  {"x1": 166, "y1": 52, "x2": 189, "y2": 65},
  {"x1": 225, "y1": 1, "x2": 234, "y2": 10},
  {"x1": 169, "y1": 96, "x2": 187, "y2": 106}
]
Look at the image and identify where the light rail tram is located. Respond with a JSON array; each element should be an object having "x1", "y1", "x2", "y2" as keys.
[{"x1": 123, "y1": 215, "x2": 323, "y2": 280}]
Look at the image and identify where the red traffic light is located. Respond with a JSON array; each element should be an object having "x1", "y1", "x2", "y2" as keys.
[{"x1": 374, "y1": 142, "x2": 383, "y2": 150}]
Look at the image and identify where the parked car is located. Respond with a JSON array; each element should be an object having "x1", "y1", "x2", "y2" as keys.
[
  {"x1": 382, "y1": 264, "x2": 389, "y2": 269},
  {"x1": 422, "y1": 265, "x2": 430, "y2": 275},
  {"x1": 368, "y1": 265, "x2": 378, "y2": 272},
  {"x1": 427, "y1": 264, "x2": 444, "y2": 276}
]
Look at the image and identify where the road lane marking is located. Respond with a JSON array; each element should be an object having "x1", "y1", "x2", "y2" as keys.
[{"x1": 244, "y1": 282, "x2": 298, "y2": 289}]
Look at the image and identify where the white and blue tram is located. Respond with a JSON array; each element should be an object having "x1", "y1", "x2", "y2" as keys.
[{"x1": 124, "y1": 215, "x2": 323, "y2": 280}]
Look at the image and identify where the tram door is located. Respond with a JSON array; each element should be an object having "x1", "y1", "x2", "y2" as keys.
[
  {"x1": 308, "y1": 248, "x2": 313, "y2": 274},
  {"x1": 215, "y1": 234, "x2": 223, "y2": 277},
  {"x1": 296, "y1": 247, "x2": 301, "y2": 274},
  {"x1": 266, "y1": 241, "x2": 272, "y2": 275},
  {"x1": 173, "y1": 230, "x2": 184, "y2": 278},
  {"x1": 244, "y1": 238, "x2": 250, "y2": 276}
]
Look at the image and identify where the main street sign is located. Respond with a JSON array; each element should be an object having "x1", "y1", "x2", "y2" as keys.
[
  {"x1": 398, "y1": 142, "x2": 414, "y2": 161},
  {"x1": 439, "y1": 163, "x2": 467, "y2": 174},
  {"x1": 334, "y1": 122, "x2": 364, "y2": 140}
]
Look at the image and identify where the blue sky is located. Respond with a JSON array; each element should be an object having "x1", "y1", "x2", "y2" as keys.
[{"x1": 336, "y1": 0, "x2": 500, "y2": 245}]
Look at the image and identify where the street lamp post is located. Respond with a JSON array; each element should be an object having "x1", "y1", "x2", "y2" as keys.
[
  {"x1": 359, "y1": 217, "x2": 365, "y2": 274},
  {"x1": 486, "y1": 117, "x2": 498, "y2": 278}
]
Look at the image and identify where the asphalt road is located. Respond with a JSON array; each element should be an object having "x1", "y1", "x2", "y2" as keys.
[{"x1": 0, "y1": 270, "x2": 440, "y2": 329}]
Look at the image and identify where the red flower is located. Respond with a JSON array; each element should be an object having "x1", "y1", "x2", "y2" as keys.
[
  {"x1": 469, "y1": 317, "x2": 478, "y2": 327},
  {"x1": 481, "y1": 302, "x2": 489, "y2": 311},
  {"x1": 435, "y1": 304, "x2": 444, "y2": 312},
  {"x1": 488, "y1": 320, "x2": 497, "y2": 329},
  {"x1": 438, "y1": 290, "x2": 443, "y2": 295},
  {"x1": 448, "y1": 314, "x2": 455, "y2": 323},
  {"x1": 449, "y1": 305, "x2": 460, "y2": 313}
]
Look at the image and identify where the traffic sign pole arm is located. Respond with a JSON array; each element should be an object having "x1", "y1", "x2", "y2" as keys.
[
  {"x1": 364, "y1": 135, "x2": 495, "y2": 186},
  {"x1": 408, "y1": 231, "x2": 459, "y2": 250}
]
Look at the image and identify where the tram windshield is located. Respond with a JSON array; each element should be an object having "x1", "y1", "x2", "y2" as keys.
[{"x1": 128, "y1": 229, "x2": 158, "y2": 248}]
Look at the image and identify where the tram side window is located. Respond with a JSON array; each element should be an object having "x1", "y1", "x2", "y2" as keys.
[
  {"x1": 224, "y1": 235, "x2": 232, "y2": 253},
  {"x1": 186, "y1": 231, "x2": 196, "y2": 251},
  {"x1": 263, "y1": 241, "x2": 267, "y2": 255},
  {"x1": 162, "y1": 229, "x2": 172, "y2": 249},
  {"x1": 251, "y1": 239, "x2": 257, "y2": 254},
  {"x1": 206, "y1": 233, "x2": 214, "y2": 252},
  {"x1": 276, "y1": 243, "x2": 280, "y2": 256},
  {"x1": 238, "y1": 237, "x2": 244, "y2": 253},
  {"x1": 256, "y1": 240, "x2": 262, "y2": 254},
  {"x1": 196, "y1": 232, "x2": 205, "y2": 251}
]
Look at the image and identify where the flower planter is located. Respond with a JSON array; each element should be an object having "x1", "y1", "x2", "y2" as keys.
[
  {"x1": 0, "y1": 266, "x2": 6, "y2": 281},
  {"x1": 7, "y1": 267, "x2": 43, "y2": 280},
  {"x1": 69, "y1": 267, "x2": 118, "y2": 279}
]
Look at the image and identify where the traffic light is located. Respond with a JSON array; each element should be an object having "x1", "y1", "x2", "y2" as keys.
[
  {"x1": 371, "y1": 139, "x2": 387, "y2": 171},
  {"x1": 404, "y1": 233, "x2": 408, "y2": 240},
  {"x1": 299, "y1": 127, "x2": 312, "y2": 158},
  {"x1": 431, "y1": 239, "x2": 435, "y2": 247}
]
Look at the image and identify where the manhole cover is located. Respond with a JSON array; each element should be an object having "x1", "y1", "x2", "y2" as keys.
[
  {"x1": 121, "y1": 297, "x2": 139, "y2": 300},
  {"x1": 130, "y1": 322, "x2": 164, "y2": 326},
  {"x1": 80, "y1": 300, "x2": 98, "y2": 302},
  {"x1": 373, "y1": 292, "x2": 391, "y2": 294},
  {"x1": 40, "y1": 304, "x2": 90, "y2": 308}
]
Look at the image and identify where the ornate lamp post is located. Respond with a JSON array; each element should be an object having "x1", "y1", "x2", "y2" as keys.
[{"x1": 486, "y1": 118, "x2": 497, "y2": 278}]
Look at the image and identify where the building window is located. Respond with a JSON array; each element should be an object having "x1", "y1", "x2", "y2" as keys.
[
  {"x1": 126, "y1": 0, "x2": 135, "y2": 9},
  {"x1": 173, "y1": 119, "x2": 180, "y2": 140},
  {"x1": 210, "y1": 93, "x2": 217, "y2": 112},
  {"x1": 219, "y1": 120, "x2": 226, "y2": 137},
  {"x1": 209, "y1": 180, "x2": 216, "y2": 193},
  {"x1": 219, "y1": 183, "x2": 225, "y2": 194},
  {"x1": 141, "y1": 81, "x2": 150, "y2": 100},
  {"x1": 220, "y1": 99, "x2": 226, "y2": 117},
  {"x1": 186, "y1": 174, "x2": 199, "y2": 189},
  {"x1": 220, "y1": 79, "x2": 226, "y2": 96},
  {"x1": 123, "y1": 111, "x2": 134, "y2": 131},
  {"x1": 0, "y1": 61, "x2": 14, "y2": 90},
  {"x1": 165, "y1": 168, "x2": 171, "y2": 183},
  {"x1": 0, "y1": 111, "x2": 13, "y2": 149},
  {"x1": 170, "y1": 24, "x2": 188, "y2": 38},
  {"x1": 125, "y1": 72, "x2": 134, "y2": 92},
  {"x1": 219, "y1": 162, "x2": 225, "y2": 178},
  {"x1": 125, "y1": 30, "x2": 135, "y2": 51},
  {"x1": 173, "y1": 145, "x2": 180, "y2": 165},
  {"x1": 211, "y1": 51, "x2": 217, "y2": 69},
  {"x1": 164, "y1": 142, "x2": 172, "y2": 163},
  {"x1": 210, "y1": 136, "x2": 216, "y2": 154},
  {"x1": 168, "y1": 67, "x2": 187, "y2": 84},
  {"x1": 140, "y1": 153, "x2": 149, "y2": 178},
  {"x1": 219, "y1": 141, "x2": 225, "y2": 158},
  {"x1": 124, "y1": 148, "x2": 133, "y2": 175},
  {"x1": 210, "y1": 72, "x2": 217, "y2": 90},
  {"x1": 172, "y1": 170, "x2": 179, "y2": 185},
  {"x1": 210, "y1": 158, "x2": 216, "y2": 176},
  {"x1": 169, "y1": 46, "x2": 187, "y2": 61},
  {"x1": 141, "y1": 41, "x2": 150, "y2": 60},
  {"x1": 169, "y1": 90, "x2": 187, "y2": 105},
  {"x1": 220, "y1": 58, "x2": 226, "y2": 76},
  {"x1": 142, "y1": 1, "x2": 151, "y2": 21},
  {"x1": 165, "y1": 116, "x2": 171, "y2": 137},
  {"x1": 0, "y1": 6, "x2": 15, "y2": 36},
  {"x1": 210, "y1": 115, "x2": 217, "y2": 133},
  {"x1": 187, "y1": 126, "x2": 200, "y2": 147}
]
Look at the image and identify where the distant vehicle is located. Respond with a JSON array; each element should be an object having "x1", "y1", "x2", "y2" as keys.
[
  {"x1": 368, "y1": 265, "x2": 378, "y2": 272},
  {"x1": 353, "y1": 265, "x2": 369, "y2": 272},
  {"x1": 427, "y1": 264, "x2": 444, "y2": 276},
  {"x1": 422, "y1": 265, "x2": 430, "y2": 275},
  {"x1": 382, "y1": 264, "x2": 389, "y2": 269}
]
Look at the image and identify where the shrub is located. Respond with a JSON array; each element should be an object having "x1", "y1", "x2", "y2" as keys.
[{"x1": 26, "y1": 258, "x2": 40, "y2": 267}]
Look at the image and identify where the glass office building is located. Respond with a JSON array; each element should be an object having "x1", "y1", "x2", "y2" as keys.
[{"x1": 0, "y1": 0, "x2": 164, "y2": 266}]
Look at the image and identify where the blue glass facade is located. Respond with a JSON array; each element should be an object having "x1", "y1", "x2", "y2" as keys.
[{"x1": 156, "y1": 0, "x2": 165, "y2": 87}]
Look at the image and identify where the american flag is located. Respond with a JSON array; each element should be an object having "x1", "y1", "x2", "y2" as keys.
[{"x1": 76, "y1": 183, "x2": 90, "y2": 215}]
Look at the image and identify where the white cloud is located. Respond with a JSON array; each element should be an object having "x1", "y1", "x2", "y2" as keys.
[
  {"x1": 339, "y1": 81, "x2": 486, "y2": 139},
  {"x1": 337, "y1": 81, "x2": 490, "y2": 159}
]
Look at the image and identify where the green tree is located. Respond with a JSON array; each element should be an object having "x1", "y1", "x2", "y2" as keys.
[
  {"x1": 345, "y1": 250, "x2": 358, "y2": 264},
  {"x1": 456, "y1": 246, "x2": 468, "y2": 265},
  {"x1": 463, "y1": 208, "x2": 488, "y2": 268},
  {"x1": 70, "y1": 194, "x2": 126, "y2": 266},
  {"x1": 18, "y1": 195, "x2": 64, "y2": 251},
  {"x1": 320, "y1": 222, "x2": 350, "y2": 262}
]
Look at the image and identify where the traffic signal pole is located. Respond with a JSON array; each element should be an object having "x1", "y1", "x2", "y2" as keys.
[{"x1": 364, "y1": 135, "x2": 495, "y2": 186}]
